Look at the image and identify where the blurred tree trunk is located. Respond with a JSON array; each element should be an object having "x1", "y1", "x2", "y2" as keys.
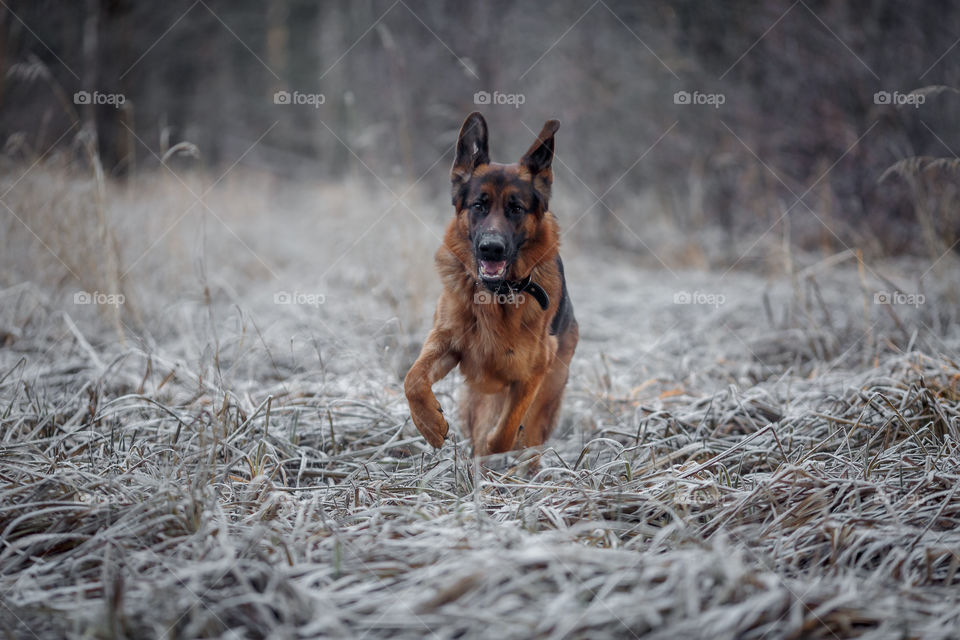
[
  {"x1": 104, "y1": 3, "x2": 134, "y2": 178},
  {"x1": 267, "y1": 0, "x2": 288, "y2": 92},
  {"x1": 377, "y1": 22, "x2": 414, "y2": 181},
  {"x1": 81, "y1": 0, "x2": 98, "y2": 151},
  {"x1": 317, "y1": 0, "x2": 353, "y2": 178},
  {"x1": 0, "y1": 6, "x2": 7, "y2": 107}
]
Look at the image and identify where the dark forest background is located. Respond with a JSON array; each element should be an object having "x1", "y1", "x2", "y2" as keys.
[{"x1": 3, "y1": 0, "x2": 960, "y2": 259}]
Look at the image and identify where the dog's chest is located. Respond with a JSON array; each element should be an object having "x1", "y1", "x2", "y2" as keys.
[{"x1": 456, "y1": 301, "x2": 554, "y2": 387}]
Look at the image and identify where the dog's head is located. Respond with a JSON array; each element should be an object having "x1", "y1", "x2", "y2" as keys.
[{"x1": 450, "y1": 112, "x2": 559, "y2": 288}]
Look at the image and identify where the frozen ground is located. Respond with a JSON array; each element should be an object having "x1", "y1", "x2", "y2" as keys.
[{"x1": 1, "y1": 170, "x2": 960, "y2": 638}]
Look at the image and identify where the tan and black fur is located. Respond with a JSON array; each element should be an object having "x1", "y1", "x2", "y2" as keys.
[{"x1": 404, "y1": 112, "x2": 578, "y2": 455}]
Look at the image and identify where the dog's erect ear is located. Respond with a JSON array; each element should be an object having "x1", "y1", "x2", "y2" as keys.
[
  {"x1": 521, "y1": 119, "x2": 560, "y2": 208},
  {"x1": 521, "y1": 119, "x2": 559, "y2": 174},
  {"x1": 451, "y1": 112, "x2": 489, "y2": 206}
]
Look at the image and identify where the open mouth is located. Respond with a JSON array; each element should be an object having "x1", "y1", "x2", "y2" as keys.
[{"x1": 478, "y1": 260, "x2": 508, "y2": 281}]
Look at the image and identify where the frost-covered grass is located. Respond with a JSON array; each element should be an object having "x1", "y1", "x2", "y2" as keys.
[{"x1": 1, "y1": 167, "x2": 959, "y2": 639}]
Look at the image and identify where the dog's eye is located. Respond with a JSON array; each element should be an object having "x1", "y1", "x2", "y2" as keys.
[
  {"x1": 510, "y1": 205, "x2": 526, "y2": 216},
  {"x1": 472, "y1": 202, "x2": 487, "y2": 214}
]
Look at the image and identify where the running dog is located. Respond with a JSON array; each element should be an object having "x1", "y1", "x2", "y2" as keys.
[{"x1": 404, "y1": 112, "x2": 577, "y2": 455}]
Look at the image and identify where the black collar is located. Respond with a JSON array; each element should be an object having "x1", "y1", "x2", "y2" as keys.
[{"x1": 495, "y1": 275, "x2": 550, "y2": 311}]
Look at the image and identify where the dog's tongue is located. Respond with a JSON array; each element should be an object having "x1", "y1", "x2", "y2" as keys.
[{"x1": 480, "y1": 260, "x2": 506, "y2": 277}]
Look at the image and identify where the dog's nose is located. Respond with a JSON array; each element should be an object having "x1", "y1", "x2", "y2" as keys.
[{"x1": 477, "y1": 236, "x2": 506, "y2": 261}]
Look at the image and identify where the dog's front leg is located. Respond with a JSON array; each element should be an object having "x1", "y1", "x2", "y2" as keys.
[
  {"x1": 483, "y1": 375, "x2": 546, "y2": 455},
  {"x1": 404, "y1": 330, "x2": 459, "y2": 448}
]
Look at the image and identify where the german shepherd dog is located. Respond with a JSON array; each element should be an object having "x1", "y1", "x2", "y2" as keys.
[{"x1": 404, "y1": 112, "x2": 578, "y2": 456}]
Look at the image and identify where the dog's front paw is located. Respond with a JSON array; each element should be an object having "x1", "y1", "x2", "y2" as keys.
[{"x1": 409, "y1": 398, "x2": 449, "y2": 448}]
